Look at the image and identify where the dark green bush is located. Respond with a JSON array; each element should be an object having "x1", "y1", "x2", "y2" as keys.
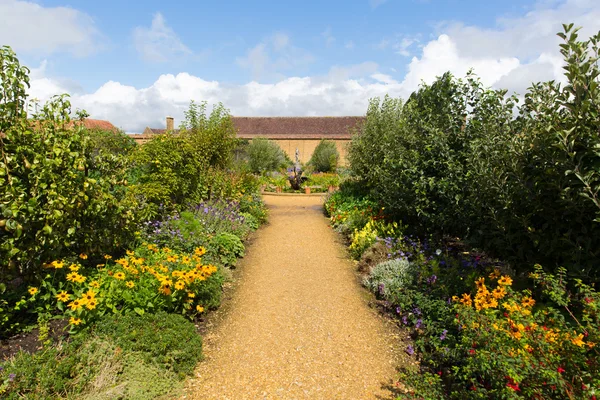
[
  {"x1": 247, "y1": 137, "x2": 289, "y2": 174},
  {"x1": 1, "y1": 312, "x2": 202, "y2": 398},
  {"x1": 93, "y1": 311, "x2": 203, "y2": 377},
  {"x1": 0, "y1": 46, "x2": 138, "y2": 279},
  {"x1": 210, "y1": 232, "x2": 245, "y2": 267},
  {"x1": 309, "y1": 139, "x2": 339, "y2": 172},
  {"x1": 348, "y1": 26, "x2": 600, "y2": 280}
]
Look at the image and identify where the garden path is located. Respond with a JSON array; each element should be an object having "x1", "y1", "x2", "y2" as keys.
[{"x1": 185, "y1": 194, "x2": 402, "y2": 400}]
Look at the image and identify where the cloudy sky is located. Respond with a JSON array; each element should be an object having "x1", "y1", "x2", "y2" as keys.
[{"x1": 1, "y1": 0, "x2": 599, "y2": 132}]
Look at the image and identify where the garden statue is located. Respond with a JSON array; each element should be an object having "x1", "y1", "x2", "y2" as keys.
[{"x1": 287, "y1": 148, "x2": 303, "y2": 190}]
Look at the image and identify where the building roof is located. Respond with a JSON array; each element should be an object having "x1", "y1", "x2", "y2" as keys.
[
  {"x1": 232, "y1": 116, "x2": 363, "y2": 139},
  {"x1": 69, "y1": 119, "x2": 118, "y2": 132},
  {"x1": 144, "y1": 128, "x2": 181, "y2": 135}
]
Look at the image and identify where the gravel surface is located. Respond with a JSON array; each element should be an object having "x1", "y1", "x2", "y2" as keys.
[{"x1": 185, "y1": 195, "x2": 403, "y2": 400}]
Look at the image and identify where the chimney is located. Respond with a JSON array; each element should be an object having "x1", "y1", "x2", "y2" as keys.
[{"x1": 166, "y1": 116, "x2": 174, "y2": 132}]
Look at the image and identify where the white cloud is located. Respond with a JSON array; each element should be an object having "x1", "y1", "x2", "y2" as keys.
[
  {"x1": 24, "y1": 0, "x2": 600, "y2": 133},
  {"x1": 0, "y1": 0, "x2": 103, "y2": 57},
  {"x1": 133, "y1": 13, "x2": 192, "y2": 62},
  {"x1": 236, "y1": 33, "x2": 314, "y2": 81}
]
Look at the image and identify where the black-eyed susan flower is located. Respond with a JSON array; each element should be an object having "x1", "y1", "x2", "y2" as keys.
[
  {"x1": 28, "y1": 287, "x2": 38, "y2": 296},
  {"x1": 174, "y1": 280, "x2": 185, "y2": 290},
  {"x1": 66, "y1": 272, "x2": 79, "y2": 282},
  {"x1": 51, "y1": 260, "x2": 65, "y2": 269},
  {"x1": 74, "y1": 274, "x2": 86, "y2": 284},
  {"x1": 79, "y1": 253, "x2": 88, "y2": 260},
  {"x1": 69, "y1": 317, "x2": 83, "y2": 325},
  {"x1": 187, "y1": 292, "x2": 196, "y2": 298},
  {"x1": 69, "y1": 264, "x2": 80, "y2": 271},
  {"x1": 114, "y1": 272, "x2": 126, "y2": 280},
  {"x1": 196, "y1": 305, "x2": 204, "y2": 313},
  {"x1": 460, "y1": 293, "x2": 473, "y2": 307},
  {"x1": 85, "y1": 299, "x2": 98, "y2": 310},
  {"x1": 83, "y1": 290, "x2": 96, "y2": 302},
  {"x1": 56, "y1": 291, "x2": 70, "y2": 302},
  {"x1": 498, "y1": 275, "x2": 513, "y2": 286},
  {"x1": 89, "y1": 280, "x2": 100, "y2": 289},
  {"x1": 125, "y1": 281, "x2": 135, "y2": 289},
  {"x1": 68, "y1": 299, "x2": 84, "y2": 311},
  {"x1": 104, "y1": 255, "x2": 112, "y2": 260},
  {"x1": 521, "y1": 296, "x2": 535, "y2": 307},
  {"x1": 492, "y1": 287, "x2": 506, "y2": 299}
]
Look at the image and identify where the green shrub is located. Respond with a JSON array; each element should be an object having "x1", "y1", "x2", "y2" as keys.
[
  {"x1": 211, "y1": 232, "x2": 245, "y2": 267},
  {"x1": 1, "y1": 312, "x2": 201, "y2": 398},
  {"x1": 309, "y1": 139, "x2": 339, "y2": 172},
  {"x1": 347, "y1": 26, "x2": 600, "y2": 280},
  {"x1": 0, "y1": 46, "x2": 138, "y2": 280},
  {"x1": 93, "y1": 312, "x2": 203, "y2": 377},
  {"x1": 364, "y1": 258, "x2": 413, "y2": 298},
  {"x1": 247, "y1": 137, "x2": 289, "y2": 174}
]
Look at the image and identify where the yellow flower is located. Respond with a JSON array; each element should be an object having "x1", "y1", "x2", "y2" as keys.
[
  {"x1": 460, "y1": 293, "x2": 473, "y2": 307},
  {"x1": 194, "y1": 247, "x2": 206, "y2": 257},
  {"x1": 69, "y1": 317, "x2": 82, "y2": 325},
  {"x1": 126, "y1": 281, "x2": 135, "y2": 289},
  {"x1": 492, "y1": 287, "x2": 506, "y2": 299},
  {"x1": 83, "y1": 290, "x2": 96, "y2": 302},
  {"x1": 69, "y1": 264, "x2": 80, "y2": 271},
  {"x1": 174, "y1": 280, "x2": 185, "y2": 290},
  {"x1": 182, "y1": 256, "x2": 191, "y2": 264},
  {"x1": 116, "y1": 258, "x2": 129, "y2": 267},
  {"x1": 74, "y1": 274, "x2": 86, "y2": 284},
  {"x1": 475, "y1": 277, "x2": 485, "y2": 288},
  {"x1": 498, "y1": 275, "x2": 513, "y2": 286},
  {"x1": 66, "y1": 272, "x2": 79, "y2": 282},
  {"x1": 28, "y1": 287, "x2": 38, "y2": 296},
  {"x1": 187, "y1": 292, "x2": 196, "y2": 298},
  {"x1": 56, "y1": 291, "x2": 70, "y2": 302},
  {"x1": 68, "y1": 299, "x2": 84, "y2": 311},
  {"x1": 126, "y1": 250, "x2": 135, "y2": 256},
  {"x1": 571, "y1": 333, "x2": 586, "y2": 347},
  {"x1": 521, "y1": 296, "x2": 535, "y2": 308},
  {"x1": 451, "y1": 295, "x2": 459, "y2": 302},
  {"x1": 104, "y1": 255, "x2": 112, "y2": 260},
  {"x1": 159, "y1": 283, "x2": 172, "y2": 296},
  {"x1": 79, "y1": 253, "x2": 88, "y2": 260},
  {"x1": 89, "y1": 280, "x2": 100, "y2": 289},
  {"x1": 85, "y1": 299, "x2": 98, "y2": 310},
  {"x1": 166, "y1": 255, "x2": 178, "y2": 263},
  {"x1": 489, "y1": 269, "x2": 501, "y2": 280},
  {"x1": 196, "y1": 305, "x2": 204, "y2": 313},
  {"x1": 51, "y1": 260, "x2": 65, "y2": 269},
  {"x1": 114, "y1": 272, "x2": 126, "y2": 280},
  {"x1": 163, "y1": 247, "x2": 172, "y2": 253}
]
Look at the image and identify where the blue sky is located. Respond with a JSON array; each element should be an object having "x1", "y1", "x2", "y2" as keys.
[{"x1": 1, "y1": 0, "x2": 599, "y2": 132}]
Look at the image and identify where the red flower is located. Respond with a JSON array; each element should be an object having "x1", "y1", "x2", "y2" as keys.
[
  {"x1": 469, "y1": 349, "x2": 476, "y2": 355},
  {"x1": 585, "y1": 297, "x2": 592, "y2": 304},
  {"x1": 507, "y1": 382, "x2": 520, "y2": 391},
  {"x1": 551, "y1": 385, "x2": 557, "y2": 390},
  {"x1": 557, "y1": 367, "x2": 565, "y2": 374},
  {"x1": 437, "y1": 371, "x2": 442, "y2": 376}
]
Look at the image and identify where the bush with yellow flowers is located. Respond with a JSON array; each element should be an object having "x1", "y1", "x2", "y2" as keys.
[
  {"x1": 24, "y1": 245, "x2": 223, "y2": 332},
  {"x1": 396, "y1": 265, "x2": 599, "y2": 399}
]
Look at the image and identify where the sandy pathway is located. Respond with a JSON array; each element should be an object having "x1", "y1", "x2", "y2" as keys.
[{"x1": 185, "y1": 195, "x2": 401, "y2": 400}]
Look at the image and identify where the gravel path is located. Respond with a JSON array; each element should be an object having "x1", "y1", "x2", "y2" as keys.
[{"x1": 185, "y1": 195, "x2": 402, "y2": 400}]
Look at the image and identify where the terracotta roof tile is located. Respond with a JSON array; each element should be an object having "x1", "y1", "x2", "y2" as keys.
[
  {"x1": 69, "y1": 119, "x2": 118, "y2": 132},
  {"x1": 232, "y1": 116, "x2": 363, "y2": 139}
]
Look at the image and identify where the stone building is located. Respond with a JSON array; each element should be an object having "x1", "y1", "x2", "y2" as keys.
[{"x1": 131, "y1": 116, "x2": 364, "y2": 164}]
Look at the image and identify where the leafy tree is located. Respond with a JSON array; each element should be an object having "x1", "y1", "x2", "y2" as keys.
[
  {"x1": 308, "y1": 139, "x2": 339, "y2": 173},
  {"x1": 246, "y1": 137, "x2": 288, "y2": 174}
]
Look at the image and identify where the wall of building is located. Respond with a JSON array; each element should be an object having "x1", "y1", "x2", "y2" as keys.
[
  {"x1": 128, "y1": 135, "x2": 351, "y2": 165},
  {"x1": 272, "y1": 139, "x2": 351, "y2": 165}
]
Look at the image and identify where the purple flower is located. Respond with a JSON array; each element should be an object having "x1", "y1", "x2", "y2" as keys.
[
  {"x1": 415, "y1": 319, "x2": 423, "y2": 329},
  {"x1": 396, "y1": 306, "x2": 402, "y2": 314},
  {"x1": 377, "y1": 283, "x2": 385, "y2": 295},
  {"x1": 402, "y1": 315, "x2": 408, "y2": 325},
  {"x1": 440, "y1": 329, "x2": 448, "y2": 341},
  {"x1": 203, "y1": 207, "x2": 209, "y2": 214},
  {"x1": 8, "y1": 373, "x2": 15, "y2": 381},
  {"x1": 405, "y1": 345, "x2": 415, "y2": 355},
  {"x1": 413, "y1": 307, "x2": 422, "y2": 316}
]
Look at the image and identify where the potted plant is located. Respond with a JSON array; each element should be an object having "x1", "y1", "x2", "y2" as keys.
[{"x1": 305, "y1": 186, "x2": 311, "y2": 194}]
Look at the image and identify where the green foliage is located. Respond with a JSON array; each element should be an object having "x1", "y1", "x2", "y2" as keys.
[
  {"x1": 130, "y1": 101, "x2": 238, "y2": 216},
  {"x1": 348, "y1": 26, "x2": 600, "y2": 280},
  {"x1": 93, "y1": 311, "x2": 203, "y2": 377},
  {"x1": 309, "y1": 139, "x2": 339, "y2": 172},
  {"x1": 363, "y1": 258, "x2": 413, "y2": 298},
  {"x1": 0, "y1": 46, "x2": 138, "y2": 279},
  {"x1": 211, "y1": 232, "x2": 245, "y2": 267},
  {"x1": 1, "y1": 312, "x2": 202, "y2": 399},
  {"x1": 247, "y1": 137, "x2": 289, "y2": 174}
]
